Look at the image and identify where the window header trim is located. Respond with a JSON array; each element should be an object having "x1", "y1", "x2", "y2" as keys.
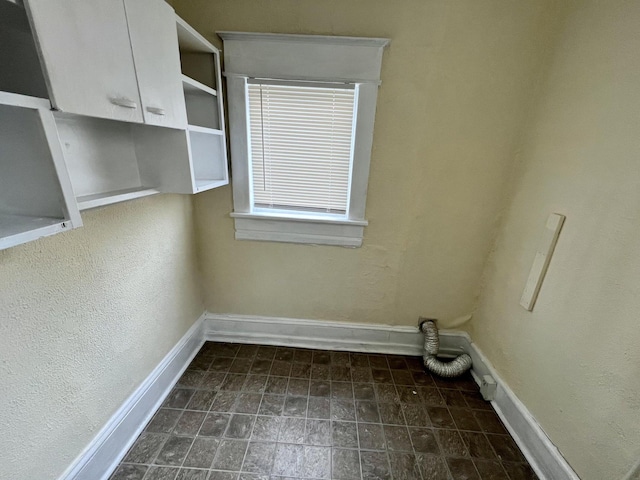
[
  {"x1": 217, "y1": 31, "x2": 390, "y2": 48},
  {"x1": 224, "y1": 72, "x2": 381, "y2": 87}
]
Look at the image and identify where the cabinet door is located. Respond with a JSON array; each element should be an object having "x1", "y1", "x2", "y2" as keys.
[
  {"x1": 25, "y1": 0, "x2": 143, "y2": 123},
  {"x1": 124, "y1": 0, "x2": 187, "y2": 129}
]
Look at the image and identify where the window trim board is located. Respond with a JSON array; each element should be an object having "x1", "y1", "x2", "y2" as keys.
[
  {"x1": 220, "y1": 32, "x2": 389, "y2": 247},
  {"x1": 232, "y1": 215, "x2": 366, "y2": 248}
]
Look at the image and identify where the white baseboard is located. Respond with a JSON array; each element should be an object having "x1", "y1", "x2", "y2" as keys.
[
  {"x1": 205, "y1": 312, "x2": 579, "y2": 480},
  {"x1": 450, "y1": 334, "x2": 580, "y2": 480},
  {"x1": 205, "y1": 313, "x2": 429, "y2": 355},
  {"x1": 204, "y1": 313, "x2": 469, "y2": 358},
  {"x1": 59, "y1": 313, "x2": 207, "y2": 480}
]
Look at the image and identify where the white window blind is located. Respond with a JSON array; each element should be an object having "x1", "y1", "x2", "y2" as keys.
[{"x1": 248, "y1": 82, "x2": 356, "y2": 214}]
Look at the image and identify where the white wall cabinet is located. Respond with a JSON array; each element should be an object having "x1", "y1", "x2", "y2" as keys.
[
  {"x1": 0, "y1": 0, "x2": 228, "y2": 249},
  {"x1": 53, "y1": 13, "x2": 230, "y2": 206},
  {"x1": 24, "y1": 0, "x2": 187, "y2": 129}
]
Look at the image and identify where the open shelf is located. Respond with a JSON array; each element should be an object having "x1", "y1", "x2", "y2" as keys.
[
  {"x1": 187, "y1": 125, "x2": 223, "y2": 135},
  {"x1": 188, "y1": 129, "x2": 228, "y2": 192},
  {"x1": 76, "y1": 187, "x2": 160, "y2": 211},
  {"x1": 0, "y1": 213, "x2": 61, "y2": 237},
  {"x1": 183, "y1": 75, "x2": 220, "y2": 129},
  {"x1": 175, "y1": 12, "x2": 229, "y2": 195},
  {"x1": 0, "y1": 213, "x2": 67, "y2": 250},
  {"x1": 176, "y1": 15, "x2": 217, "y2": 54},
  {"x1": 176, "y1": 14, "x2": 219, "y2": 92},
  {"x1": 182, "y1": 74, "x2": 217, "y2": 97},
  {"x1": 195, "y1": 179, "x2": 228, "y2": 192},
  {"x1": 0, "y1": 90, "x2": 49, "y2": 109},
  {"x1": 54, "y1": 114, "x2": 188, "y2": 208},
  {"x1": 0, "y1": 99, "x2": 79, "y2": 250}
]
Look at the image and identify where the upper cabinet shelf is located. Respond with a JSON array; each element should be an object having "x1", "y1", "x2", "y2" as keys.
[
  {"x1": 76, "y1": 187, "x2": 161, "y2": 212},
  {"x1": 182, "y1": 75, "x2": 218, "y2": 97},
  {"x1": 182, "y1": 74, "x2": 221, "y2": 130},
  {"x1": 175, "y1": 13, "x2": 229, "y2": 193},
  {"x1": 176, "y1": 15, "x2": 218, "y2": 54},
  {"x1": 188, "y1": 126, "x2": 224, "y2": 135},
  {"x1": 0, "y1": 90, "x2": 47, "y2": 110}
]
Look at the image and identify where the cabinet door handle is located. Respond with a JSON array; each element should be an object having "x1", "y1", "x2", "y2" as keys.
[
  {"x1": 110, "y1": 97, "x2": 138, "y2": 109},
  {"x1": 146, "y1": 107, "x2": 166, "y2": 116}
]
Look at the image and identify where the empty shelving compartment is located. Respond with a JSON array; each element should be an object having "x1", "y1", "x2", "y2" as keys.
[
  {"x1": 182, "y1": 74, "x2": 220, "y2": 130},
  {"x1": 55, "y1": 115, "x2": 162, "y2": 210},
  {"x1": 55, "y1": 113, "x2": 221, "y2": 202},
  {"x1": 175, "y1": 14, "x2": 229, "y2": 193},
  {"x1": 188, "y1": 128, "x2": 228, "y2": 190},
  {"x1": 0, "y1": 0, "x2": 49, "y2": 100},
  {"x1": 0, "y1": 93, "x2": 81, "y2": 250}
]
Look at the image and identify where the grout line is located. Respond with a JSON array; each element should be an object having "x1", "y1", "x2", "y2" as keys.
[
  {"x1": 236, "y1": 415, "x2": 257, "y2": 476},
  {"x1": 369, "y1": 356, "x2": 395, "y2": 480},
  {"x1": 233, "y1": 344, "x2": 258, "y2": 476},
  {"x1": 349, "y1": 369, "x2": 365, "y2": 480},
  {"x1": 302, "y1": 363, "x2": 312, "y2": 479}
]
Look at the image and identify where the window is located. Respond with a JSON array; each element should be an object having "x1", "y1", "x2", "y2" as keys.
[
  {"x1": 248, "y1": 81, "x2": 356, "y2": 215},
  {"x1": 219, "y1": 32, "x2": 389, "y2": 247}
]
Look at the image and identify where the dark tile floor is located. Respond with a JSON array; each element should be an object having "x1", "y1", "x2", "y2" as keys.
[{"x1": 111, "y1": 342, "x2": 538, "y2": 480}]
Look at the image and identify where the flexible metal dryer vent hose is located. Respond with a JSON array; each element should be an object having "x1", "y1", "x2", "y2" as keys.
[{"x1": 419, "y1": 318, "x2": 472, "y2": 378}]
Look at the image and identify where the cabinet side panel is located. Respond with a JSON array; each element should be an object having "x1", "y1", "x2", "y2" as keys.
[{"x1": 39, "y1": 109, "x2": 82, "y2": 228}]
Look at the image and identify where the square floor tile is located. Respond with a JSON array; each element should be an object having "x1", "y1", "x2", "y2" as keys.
[{"x1": 114, "y1": 342, "x2": 538, "y2": 480}]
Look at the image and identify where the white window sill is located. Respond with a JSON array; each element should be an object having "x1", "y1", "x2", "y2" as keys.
[{"x1": 230, "y1": 211, "x2": 367, "y2": 247}]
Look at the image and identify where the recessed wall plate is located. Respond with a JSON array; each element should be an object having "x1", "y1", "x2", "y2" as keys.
[{"x1": 520, "y1": 213, "x2": 565, "y2": 311}]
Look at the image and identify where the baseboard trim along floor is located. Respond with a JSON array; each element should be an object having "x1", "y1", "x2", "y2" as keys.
[
  {"x1": 61, "y1": 312, "x2": 579, "y2": 480},
  {"x1": 60, "y1": 314, "x2": 207, "y2": 480},
  {"x1": 449, "y1": 333, "x2": 580, "y2": 480}
]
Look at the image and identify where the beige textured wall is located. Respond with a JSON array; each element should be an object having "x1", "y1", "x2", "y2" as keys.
[
  {"x1": 0, "y1": 195, "x2": 203, "y2": 480},
  {"x1": 470, "y1": 1, "x2": 640, "y2": 478},
  {"x1": 179, "y1": 0, "x2": 564, "y2": 326}
]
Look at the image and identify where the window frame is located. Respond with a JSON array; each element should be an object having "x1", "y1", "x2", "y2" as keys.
[
  {"x1": 247, "y1": 79, "x2": 357, "y2": 215},
  {"x1": 218, "y1": 32, "x2": 390, "y2": 247}
]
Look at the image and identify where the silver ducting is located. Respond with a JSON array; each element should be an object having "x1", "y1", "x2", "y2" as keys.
[{"x1": 419, "y1": 318, "x2": 472, "y2": 377}]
